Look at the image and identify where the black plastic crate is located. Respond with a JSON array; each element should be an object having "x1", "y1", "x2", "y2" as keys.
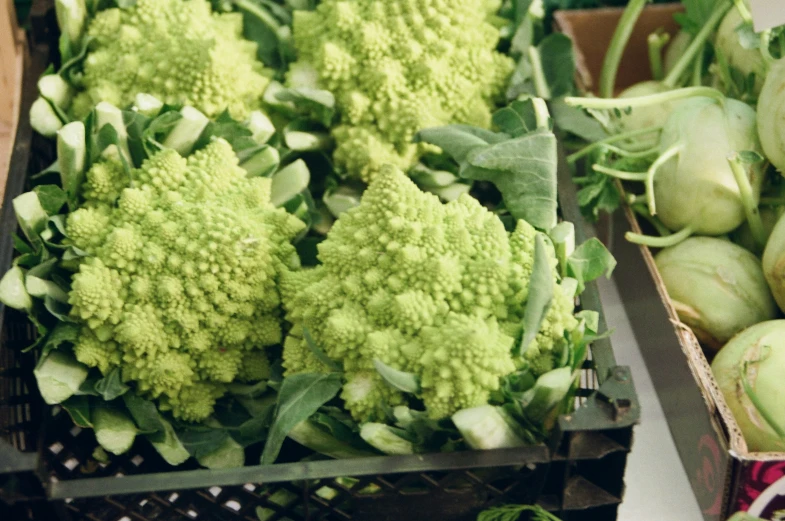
[{"x1": 0, "y1": 3, "x2": 640, "y2": 520}]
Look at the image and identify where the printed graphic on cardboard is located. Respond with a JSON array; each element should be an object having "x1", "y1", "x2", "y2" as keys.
[
  {"x1": 735, "y1": 463, "x2": 785, "y2": 519},
  {"x1": 694, "y1": 434, "x2": 725, "y2": 516}
]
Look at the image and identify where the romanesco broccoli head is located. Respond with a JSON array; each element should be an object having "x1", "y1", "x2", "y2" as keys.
[
  {"x1": 290, "y1": 0, "x2": 515, "y2": 182},
  {"x1": 71, "y1": 0, "x2": 271, "y2": 120},
  {"x1": 282, "y1": 166, "x2": 578, "y2": 422},
  {"x1": 66, "y1": 139, "x2": 305, "y2": 422}
]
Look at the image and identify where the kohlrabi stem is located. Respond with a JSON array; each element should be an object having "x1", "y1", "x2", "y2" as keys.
[
  {"x1": 599, "y1": 0, "x2": 650, "y2": 98},
  {"x1": 646, "y1": 145, "x2": 681, "y2": 216},
  {"x1": 592, "y1": 164, "x2": 648, "y2": 181},
  {"x1": 603, "y1": 143, "x2": 660, "y2": 159},
  {"x1": 732, "y1": 0, "x2": 753, "y2": 23},
  {"x1": 760, "y1": 197, "x2": 785, "y2": 205},
  {"x1": 760, "y1": 30, "x2": 776, "y2": 67},
  {"x1": 532, "y1": 98, "x2": 551, "y2": 130},
  {"x1": 691, "y1": 43, "x2": 705, "y2": 86},
  {"x1": 565, "y1": 86, "x2": 725, "y2": 111},
  {"x1": 631, "y1": 203, "x2": 672, "y2": 237},
  {"x1": 741, "y1": 359, "x2": 785, "y2": 440},
  {"x1": 626, "y1": 225, "x2": 694, "y2": 247},
  {"x1": 648, "y1": 32, "x2": 669, "y2": 82},
  {"x1": 528, "y1": 47, "x2": 552, "y2": 100},
  {"x1": 662, "y1": 0, "x2": 732, "y2": 88},
  {"x1": 728, "y1": 153, "x2": 767, "y2": 250},
  {"x1": 567, "y1": 126, "x2": 663, "y2": 164}
]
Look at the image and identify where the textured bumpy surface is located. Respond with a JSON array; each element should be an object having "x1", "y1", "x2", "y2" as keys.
[
  {"x1": 291, "y1": 0, "x2": 515, "y2": 182},
  {"x1": 66, "y1": 140, "x2": 304, "y2": 421},
  {"x1": 281, "y1": 166, "x2": 578, "y2": 422},
  {"x1": 71, "y1": 0, "x2": 271, "y2": 120}
]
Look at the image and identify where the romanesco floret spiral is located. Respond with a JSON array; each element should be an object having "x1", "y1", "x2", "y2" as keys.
[
  {"x1": 66, "y1": 139, "x2": 305, "y2": 422},
  {"x1": 71, "y1": 0, "x2": 271, "y2": 120},
  {"x1": 290, "y1": 0, "x2": 515, "y2": 182},
  {"x1": 282, "y1": 166, "x2": 579, "y2": 422}
]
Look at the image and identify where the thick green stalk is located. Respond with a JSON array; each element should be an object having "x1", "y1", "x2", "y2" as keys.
[
  {"x1": 565, "y1": 86, "x2": 725, "y2": 111},
  {"x1": 57, "y1": 121, "x2": 87, "y2": 207},
  {"x1": 163, "y1": 106, "x2": 210, "y2": 156},
  {"x1": 567, "y1": 126, "x2": 662, "y2": 163},
  {"x1": 728, "y1": 154, "x2": 767, "y2": 251},
  {"x1": 662, "y1": 1, "x2": 732, "y2": 88},
  {"x1": 648, "y1": 32, "x2": 669, "y2": 82},
  {"x1": 599, "y1": 0, "x2": 650, "y2": 98},
  {"x1": 626, "y1": 225, "x2": 694, "y2": 247},
  {"x1": 646, "y1": 145, "x2": 681, "y2": 215}
]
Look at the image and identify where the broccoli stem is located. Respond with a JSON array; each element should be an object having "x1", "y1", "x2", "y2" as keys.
[
  {"x1": 567, "y1": 126, "x2": 662, "y2": 164},
  {"x1": 55, "y1": 0, "x2": 87, "y2": 56},
  {"x1": 241, "y1": 146, "x2": 280, "y2": 177},
  {"x1": 728, "y1": 154, "x2": 767, "y2": 251},
  {"x1": 38, "y1": 75, "x2": 73, "y2": 109},
  {"x1": 528, "y1": 47, "x2": 551, "y2": 100},
  {"x1": 57, "y1": 121, "x2": 86, "y2": 207},
  {"x1": 452, "y1": 405, "x2": 527, "y2": 450},
  {"x1": 647, "y1": 32, "x2": 669, "y2": 82},
  {"x1": 95, "y1": 102, "x2": 131, "y2": 161},
  {"x1": 163, "y1": 106, "x2": 210, "y2": 156},
  {"x1": 133, "y1": 94, "x2": 164, "y2": 118},
  {"x1": 599, "y1": 0, "x2": 649, "y2": 98},
  {"x1": 662, "y1": 1, "x2": 731, "y2": 88},
  {"x1": 565, "y1": 86, "x2": 725, "y2": 111},
  {"x1": 646, "y1": 145, "x2": 681, "y2": 216},
  {"x1": 626, "y1": 225, "x2": 694, "y2": 247}
]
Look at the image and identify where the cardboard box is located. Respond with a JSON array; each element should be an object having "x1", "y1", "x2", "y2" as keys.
[{"x1": 556, "y1": 5, "x2": 785, "y2": 521}]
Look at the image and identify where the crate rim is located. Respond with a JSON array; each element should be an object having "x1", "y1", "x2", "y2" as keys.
[{"x1": 0, "y1": 2, "x2": 640, "y2": 503}]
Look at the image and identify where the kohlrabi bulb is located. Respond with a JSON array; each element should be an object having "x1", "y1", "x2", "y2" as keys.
[
  {"x1": 656, "y1": 237, "x2": 777, "y2": 350},
  {"x1": 615, "y1": 81, "x2": 675, "y2": 149},
  {"x1": 655, "y1": 96, "x2": 763, "y2": 235},
  {"x1": 714, "y1": 4, "x2": 767, "y2": 96},
  {"x1": 711, "y1": 320, "x2": 785, "y2": 453},
  {"x1": 757, "y1": 58, "x2": 785, "y2": 173},
  {"x1": 761, "y1": 211, "x2": 785, "y2": 312}
]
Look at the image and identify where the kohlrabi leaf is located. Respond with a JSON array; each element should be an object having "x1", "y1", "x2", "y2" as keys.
[
  {"x1": 260, "y1": 372, "x2": 342, "y2": 464},
  {"x1": 550, "y1": 98, "x2": 609, "y2": 142},
  {"x1": 493, "y1": 101, "x2": 539, "y2": 137},
  {"x1": 94, "y1": 368, "x2": 131, "y2": 401},
  {"x1": 537, "y1": 33, "x2": 576, "y2": 99},
  {"x1": 463, "y1": 130, "x2": 558, "y2": 231},
  {"x1": 520, "y1": 234, "x2": 554, "y2": 353},
  {"x1": 34, "y1": 350, "x2": 90, "y2": 405},
  {"x1": 373, "y1": 359, "x2": 421, "y2": 394},
  {"x1": 566, "y1": 238, "x2": 617, "y2": 292}
]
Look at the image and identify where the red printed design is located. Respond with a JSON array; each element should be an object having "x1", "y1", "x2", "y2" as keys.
[{"x1": 736, "y1": 462, "x2": 785, "y2": 519}]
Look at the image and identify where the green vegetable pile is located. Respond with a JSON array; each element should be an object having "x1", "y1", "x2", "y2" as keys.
[
  {"x1": 563, "y1": 0, "x2": 785, "y2": 453},
  {"x1": 0, "y1": 0, "x2": 615, "y2": 476}
]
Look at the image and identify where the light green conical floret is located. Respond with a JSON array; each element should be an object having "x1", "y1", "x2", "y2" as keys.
[
  {"x1": 290, "y1": 0, "x2": 515, "y2": 182},
  {"x1": 282, "y1": 166, "x2": 578, "y2": 422},
  {"x1": 66, "y1": 139, "x2": 305, "y2": 422},
  {"x1": 70, "y1": 0, "x2": 271, "y2": 120}
]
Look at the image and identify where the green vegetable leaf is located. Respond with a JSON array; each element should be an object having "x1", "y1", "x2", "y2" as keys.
[
  {"x1": 94, "y1": 368, "x2": 131, "y2": 401},
  {"x1": 566, "y1": 238, "x2": 616, "y2": 292},
  {"x1": 520, "y1": 234, "x2": 554, "y2": 353},
  {"x1": 477, "y1": 503, "x2": 562, "y2": 521},
  {"x1": 415, "y1": 125, "x2": 504, "y2": 163},
  {"x1": 33, "y1": 185, "x2": 68, "y2": 216},
  {"x1": 34, "y1": 351, "x2": 90, "y2": 405},
  {"x1": 147, "y1": 417, "x2": 190, "y2": 466},
  {"x1": 260, "y1": 372, "x2": 342, "y2": 464},
  {"x1": 0, "y1": 266, "x2": 32, "y2": 311},
  {"x1": 373, "y1": 359, "x2": 421, "y2": 394},
  {"x1": 537, "y1": 33, "x2": 576, "y2": 98},
  {"x1": 576, "y1": 310, "x2": 600, "y2": 334},
  {"x1": 197, "y1": 436, "x2": 245, "y2": 469},
  {"x1": 550, "y1": 98, "x2": 609, "y2": 142},
  {"x1": 275, "y1": 88, "x2": 336, "y2": 127},
  {"x1": 62, "y1": 395, "x2": 92, "y2": 428},
  {"x1": 493, "y1": 101, "x2": 538, "y2": 138},
  {"x1": 123, "y1": 393, "x2": 166, "y2": 433},
  {"x1": 40, "y1": 322, "x2": 80, "y2": 359},
  {"x1": 234, "y1": 0, "x2": 295, "y2": 69},
  {"x1": 178, "y1": 428, "x2": 230, "y2": 459},
  {"x1": 302, "y1": 328, "x2": 342, "y2": 372},
  {"x1": 464, "y1": 130, "x2": 558, "y2": 231}
]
